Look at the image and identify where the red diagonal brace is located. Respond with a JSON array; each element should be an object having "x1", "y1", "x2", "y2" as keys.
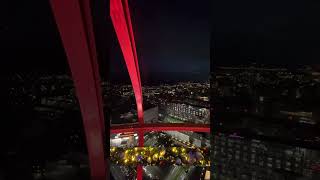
[
  {"x1": 110, "y1": 0, "x2": 144, "y2": 124},
  {"x1": 122, "y1": 0, "x2": 142, "y2": 96},
  {"x1": 78, "y1": 0, "x2": 106, "y2": 136},
  {"x1": 50, "y1": 1, "x2": 107, "y2": 180},
  {"x1": 110, "y1": 1, "x2": 144, "y2": 179}
]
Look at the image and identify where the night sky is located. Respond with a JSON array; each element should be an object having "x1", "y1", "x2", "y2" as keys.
[
  {"x1": 0, "y1": 0, "x2": 68, "y2": 74},
  {"x1": 212, "y1": 0, "x2": 320, "y2": 67},
  {"x1": 1, "y1": 0, "x2": 320, "y2": 78},
  {"x1": 110, "y1": 0, "x2": 210, "y2": 83}
]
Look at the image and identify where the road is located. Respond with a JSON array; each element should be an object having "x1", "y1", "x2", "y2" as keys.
[
  {"x1": 162, "y1": 166, "x2": 185, "y2": 180},
  {"x1": 143, "y1": 166, "x2": 163, "y2": 180},
  {"x1": 110, "y1": 165, "x2": 126, "y2": 180},
  {"x1": 144, "y1": 135, "x2": 157, "y2": 146}
]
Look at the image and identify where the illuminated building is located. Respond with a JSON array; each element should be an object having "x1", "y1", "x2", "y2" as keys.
[
  {"x1": 166, "y1": 102, "x2": 209, "y2": 124},
  {"x1": 212, "y1": 134, "x2": 320, "y2": 179}
]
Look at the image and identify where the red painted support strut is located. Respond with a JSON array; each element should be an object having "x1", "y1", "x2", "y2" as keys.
[
  {"x1": 50, "y1": 1, "x2": 107, "y2": 180},
  {"x1": 122, "y1": 0, "x2": 142, "y2": 96},
  {"x1": 110, "y1": 1, "x2": 144, "y2": 179},
  {"x1": 110, "y1": 123, "x2": 211, "y2": 134},
  {"x1": 137, "y1": 130, "x2": 144, "y2": 180},
  {"x1": 110, "y1": 0, "x2": 144, "y2": 124},
  {"x1": 78, "y1": 0, "x2": 106, "y2": 136}
]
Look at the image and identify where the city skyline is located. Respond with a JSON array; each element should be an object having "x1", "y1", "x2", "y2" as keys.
[{"x1": 2, "y1": 0, "x2": 320, "y2": 180}]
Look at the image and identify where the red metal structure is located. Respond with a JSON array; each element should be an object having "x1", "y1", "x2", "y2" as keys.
[
  {"x1": 50, "y1": 0, "x2": 210, "y2": 180},
  {"x1": 110, "y1": 0, "x2": 144, "y2": 125},
  {"x1": 49, "y1": 1, "x2": 107, "y2": 180},
  {"x1": 110, "y1": 123, "x2": 211, "y2": 134}
]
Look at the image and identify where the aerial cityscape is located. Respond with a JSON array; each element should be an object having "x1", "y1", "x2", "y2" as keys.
[
  {"x1": 5, "y1": 72, "x2": 211, "y2": 179},
  {"x1": 5, "y1": 62, "x2": 320, "y2": 180},
  {"x1": 2, "y1": 0, "x2": 320, "y2": 180},
  {"x1": 108, "y1": 79, "x2": 210, "y2": 179},
  {"x1": 212, "y1": 64, "x2": 320, "y2": 179}
]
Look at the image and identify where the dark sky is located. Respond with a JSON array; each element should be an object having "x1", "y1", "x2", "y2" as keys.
[
  {"x1": 1, "y1": 0, "x2": 68, "y2": 74},
  {"x1": 212, "y1": 0, "x2": 320, "y2": 66},
  {"x1": 1, "y1": 0, "x2": 320, "y2": 78},
  {"x1": 110, "y1": 0, "x2": 210, "y2": 82}
]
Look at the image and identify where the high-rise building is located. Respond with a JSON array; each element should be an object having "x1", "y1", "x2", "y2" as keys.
[{"x1": 212, "y1": 134, "x2": 320, "y2": 179}]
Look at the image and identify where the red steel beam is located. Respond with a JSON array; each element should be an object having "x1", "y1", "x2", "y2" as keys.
[
  {"x1": 123, "y1": 0, "x2": 141, "y2": 95},
  {"x1": 50, "y1": 1, "x2": 106, "y2": 180},
  {"x1": 110, "y1": 1, "x2": 144, "y2": 179},
  {"x1": 110, "y1": 0, "x2": 144, "y2": 124},
  {"x1": 78, "y1": 0, "x2": 106, "y2": 136},
  {"x1": 110, "y1": 123, "x2": 211, "y2": 134},
  {"x1": 137, "y1": 130, "x2": 144, "y2": 180}
]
